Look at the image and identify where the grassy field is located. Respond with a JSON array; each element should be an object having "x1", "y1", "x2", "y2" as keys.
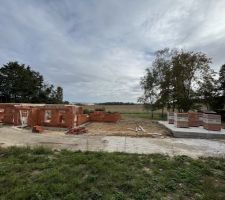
[
  {"x1": 1, "y1": 147, "x2": 225, "y2": 200},
  {"x1": 83, "y1": 104, "x2": 167, "y2": 120},
  {"x1": 83, "y1": 104, "x2": 147, "y2": 113}
]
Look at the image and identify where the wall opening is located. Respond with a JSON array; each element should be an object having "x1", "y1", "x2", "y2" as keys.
[
  {"x1": 44, "y1": 110, "x2": 52, "y2": 123},
  {"x1": 59, "y1": 110, "x2": 66, "y2": 124}
]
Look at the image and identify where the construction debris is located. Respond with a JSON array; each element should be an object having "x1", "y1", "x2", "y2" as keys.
[
  {"x1": 127, "y1": 125, "x2": 146, "y2": 133},
  {"x1": 66, "y1": 127, "x2": 87, "y2": 135},
  {"x1": 32, "y1": 125, "x2": 43, "y2": 133},
  {"x1": 139, "y1": 125, "x2": 146, "y2": 132}
]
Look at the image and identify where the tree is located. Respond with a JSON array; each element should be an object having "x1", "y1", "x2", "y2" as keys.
[
  {"x1": 171, "y1": 50, "x2": 212, "y2": 111},
  {"x1": 0, "y1": 61, "x2": 64, "y2": 103},
  {"x1": 138, "y1": 68, "x2": 158, "y2": 118},
  {"x1": 219, "y1": 64, "x2": 225, "y2": 95},
  {"x1": 198, "y1": 73, "x2": 219, "y2": 110},
  {"x1": 140, "y1": 49, "x2": 215, "y2": 112}
]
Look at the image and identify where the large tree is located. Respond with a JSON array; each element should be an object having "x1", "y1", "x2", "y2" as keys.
[
  {"x1": 0, "y1": 61, "x2": 64, "y2": 103},
  {"x1": 140, "y1": 49, "x2": 215, "y2": 112},
  {"x1": 219, "y1": 64, "x2": 225, "y2": 96},
  {"x1": 171, "y1": 50, "x2": 212, "y2": 111}
]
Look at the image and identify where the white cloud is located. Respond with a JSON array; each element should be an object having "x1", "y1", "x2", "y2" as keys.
[{"x1": 0, "y1": 0, "x2": 225, "y2": 102}]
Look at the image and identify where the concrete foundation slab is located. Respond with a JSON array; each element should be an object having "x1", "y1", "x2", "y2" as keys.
[{"x1": 158, "y1": 121, "x2": 225, "y2": 139}]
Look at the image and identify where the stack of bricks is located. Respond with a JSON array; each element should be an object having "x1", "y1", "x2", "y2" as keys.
[
  {"x1": 174, "y1": 113, "x2": 189, "y2": 128},
  {"x1": 188, "y1": 112, "x2": 199, "y2": 127},
  {"x1": 197, "y1": 113, "x2": 203, "y2": 126},
  {"x1": 203, "y1": 113, "x2": 221, "y2": 131},
  {"x1": 167, "y1": 112, "x2": 174, "y2": 124}
]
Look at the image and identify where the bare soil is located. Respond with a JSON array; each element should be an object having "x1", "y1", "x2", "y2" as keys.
[{"x1": 85, "y1": 118, "x2": 171, "y2": 138}]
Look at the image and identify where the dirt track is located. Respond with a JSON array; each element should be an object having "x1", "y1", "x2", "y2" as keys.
[{"x1": 1, "y1": 126, "x2": 225, "y2": 158}]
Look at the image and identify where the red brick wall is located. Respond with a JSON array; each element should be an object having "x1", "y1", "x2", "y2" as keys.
[
  {"x1": 37, "y1": 107, "x2": 75, "y2": 128},
  {"x1": 0, "y1": 109, "x2": 4, "y2": 122},
  {"x1": 103, "y1": 113, "x2": 121, "y2": 122},
  {"x1": 77, "y1": 114, "x2": 90, "y2": 126},
  {"x1": 2, "y1": 105, "x2": 15, "y2": 124},
  {"x1": 89, "y1": 111, "x2": 121, "y2": 123}
]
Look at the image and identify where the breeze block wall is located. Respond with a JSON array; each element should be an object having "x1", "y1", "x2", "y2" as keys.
[
  {"x1": 174, "y1": 113, "x2": 189, "y2": 128},
  {"x1": 203, "y1": 113, "x2": 221, "y2": 131},
  {"x1": 167, "y1": 112, "x2": 174, "y2": 124},
  {"x1": 188, "y1": 112, "x2": 199, "y2": 127}
]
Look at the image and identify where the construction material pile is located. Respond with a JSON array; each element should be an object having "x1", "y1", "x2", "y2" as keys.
[
  {"x1": 168, "y1": 111, "x2": 222, "y2": 131},
  {"x1": 32, "y1": 125, "x2": 43, "y2": 133},
  {"x1": 66, "y1": 127, "x2": 87, "y2": 135},
  {"x1": 127, "y1": 125, "x2": 146, "y2": 133}
]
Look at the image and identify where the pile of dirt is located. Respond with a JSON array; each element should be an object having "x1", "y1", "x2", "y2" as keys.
[{"x1": 85, "y1": 118, "x2": 171, "y2": 138}]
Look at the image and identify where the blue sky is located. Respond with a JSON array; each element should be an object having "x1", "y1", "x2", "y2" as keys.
[{"x1": 1, "y1": 0, "x2": 225, "y2": 102}]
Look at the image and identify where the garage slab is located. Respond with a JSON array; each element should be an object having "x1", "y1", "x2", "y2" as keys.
[{"x1": 158, "y1": 121, "x2": 225, "y2": 139}]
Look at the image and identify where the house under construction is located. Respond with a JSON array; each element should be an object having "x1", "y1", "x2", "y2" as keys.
[{"x1": 0, "y1": 103, "x2": 121, "y2": 129}]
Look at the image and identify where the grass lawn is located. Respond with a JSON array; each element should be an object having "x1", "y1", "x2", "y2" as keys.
[{"x1": 1, "y1": 147, "x2": 225, "y2": 200}]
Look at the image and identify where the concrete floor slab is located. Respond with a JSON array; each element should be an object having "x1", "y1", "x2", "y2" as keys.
[{"x1": 158, "y1": 121, "x2": 225, "y2": 139}]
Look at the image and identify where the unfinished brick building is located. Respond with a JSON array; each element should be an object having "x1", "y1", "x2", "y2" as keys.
[
  {"x1": 0, "y1": 103, "x2": 83, "y2": 128},
  {"x1": 0, "y1": 103, "x2": 122, "y2": 129}
]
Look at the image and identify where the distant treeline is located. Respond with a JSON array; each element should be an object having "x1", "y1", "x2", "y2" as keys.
[{"x1": 96, "y1": 102, "x2": 136, "y2": 105}]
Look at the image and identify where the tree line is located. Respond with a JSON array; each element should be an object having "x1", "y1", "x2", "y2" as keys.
[
  {"x1": 139, "y1": 48, "x2": 225, "y2": 115},
  {"x1": 0, "y1": 62, "x2": 64, "y2": 104},
  {"x1": 97, "y1": 102, "x2": 135, "y2": 105}
]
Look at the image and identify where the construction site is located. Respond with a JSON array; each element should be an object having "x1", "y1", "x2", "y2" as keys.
[
  {"x1": 0, "y1": 103, "x2": 169, "y2": 137},
  {"x1": 0, "y1": 103, "x2": 225, "y2": 158}
]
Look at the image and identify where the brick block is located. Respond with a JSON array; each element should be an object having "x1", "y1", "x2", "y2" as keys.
[
  {"x1": 198, "y1": 113, "x2": 203, "y2": 126},
  {"x1": 188, "y1": 112, "x2": 199, "y2": 127},
  {"x1": 203, "y1": 114, "x2": 221, "y2": 131},
  {"x1": 167, "y1": 112, "x2": 174, "y2": 124},
  {"x1": 174, "y1": 113, "x2": 189, "y2": 128},
  {"x1": 32, "y1": 125, "x2": 43, "y2": 133}
]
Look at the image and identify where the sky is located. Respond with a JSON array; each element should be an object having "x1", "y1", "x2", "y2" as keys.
[{"x1": 0, "y1": 0, "x2": 225, "y2": 103}]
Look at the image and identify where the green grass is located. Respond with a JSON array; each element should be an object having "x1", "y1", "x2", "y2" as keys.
[{"x1": 1, "y1": 147, "x2": 225, "y2": 200}]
